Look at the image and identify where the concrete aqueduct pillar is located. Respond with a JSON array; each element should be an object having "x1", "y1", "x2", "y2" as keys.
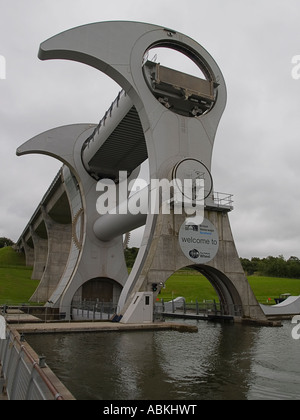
[{"x1": 29, "y1": 208, "x2": 72, "y2": 303}]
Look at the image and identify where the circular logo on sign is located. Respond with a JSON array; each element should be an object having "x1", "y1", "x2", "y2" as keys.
[
  {"x1": 179, "y1": 218, "x2": 219, "y2": 264},
  {"x1": 189, "y1": 249, "x2": 200, "y2": 259}
]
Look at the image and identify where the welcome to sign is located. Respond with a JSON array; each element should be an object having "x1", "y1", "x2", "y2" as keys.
[{"x1": 179, "y1": 218, "x2": 219, "y2": 264}]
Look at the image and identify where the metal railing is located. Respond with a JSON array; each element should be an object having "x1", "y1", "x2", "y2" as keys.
[
  {"x1": 1, "y1": 303, "x2": 120, "y2": 323},
  {"x1": 71, "y1": 301, "x2": 119, "y2": 321},
  {"x1": 155, "y1": 298, "x2": 242, "y2": 318},
  {"x1": 15, "y1": 168, "x2": 63, "y2": 248},
  {"x1": 211, "y1": 192, "x2": 234, "y2": 209},
  {"x1": 0, "y1": 326, "x2": 63, "y2": 400},
  {"x1": 0, "y1": 305, "x2": 66, "y2": 323},
  {"x1": 83, "y1": 89, "x2": 126, "y2": 151}
]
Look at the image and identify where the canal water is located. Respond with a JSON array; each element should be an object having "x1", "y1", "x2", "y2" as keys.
[{"x1": 26, "y1": 321, "x2": 300, "y2": 400}]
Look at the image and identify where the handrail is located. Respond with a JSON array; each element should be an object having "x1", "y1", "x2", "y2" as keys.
[
  {"x1": 212, "y1": 191, "x2": 234, "y2": 207},
  {"x1": 5, "y1": 326, "x2": 64, "y2": 400}
]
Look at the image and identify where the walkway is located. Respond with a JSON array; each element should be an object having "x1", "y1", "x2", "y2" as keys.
[{"x1": 13, "y1": 321, "x2": 198, "y2": 334}]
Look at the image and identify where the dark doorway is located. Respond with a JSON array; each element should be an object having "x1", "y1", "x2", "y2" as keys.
[{"x1": 82, "y1": 278, "x2": 114, "y2": 302}]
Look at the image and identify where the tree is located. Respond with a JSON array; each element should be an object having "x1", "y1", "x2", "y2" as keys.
[
  {"x1": 240, "y1": 258, "x2": 254, "y2": 275},
  {"x1": 240, "y1": 255, "x2": 300, "y2": 279},
  {"x1": 124, "y1": 247, "x2": 139, "y2": 268},
  {"x1": 0, "y1": 237, "x2": 14, "y2": 248},
  {"x1": 287, "y1": 256, "x2": 300, "y2": 278},
  {"x1": 240, "y1": 257, "x2": 261, "y2": 275}
]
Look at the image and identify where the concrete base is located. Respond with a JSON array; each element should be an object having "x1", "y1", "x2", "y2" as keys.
[
  {"x1": 121, "y1": 209, "x2": 266, "y2": 323},
  {"x1": 11, "y1": 321, "x2": 198, "y2": 334}
]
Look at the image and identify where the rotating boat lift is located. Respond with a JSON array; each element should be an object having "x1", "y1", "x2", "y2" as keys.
[{"x1": 17, "y1": 21, "x2": 266, "y2": 323}]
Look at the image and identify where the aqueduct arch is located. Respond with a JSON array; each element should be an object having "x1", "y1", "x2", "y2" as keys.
[{"x1": 193, "y1": 266, "x2": 243, "y2": 316}]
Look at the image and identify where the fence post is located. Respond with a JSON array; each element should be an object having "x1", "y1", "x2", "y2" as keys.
[{"x1": 213, "y1": 299, "x2": 217, "y2": 315}]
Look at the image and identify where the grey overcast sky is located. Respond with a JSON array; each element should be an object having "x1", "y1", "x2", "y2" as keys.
[{"x1": 0, "y1": 0, "x2": 300, "y2": 258}]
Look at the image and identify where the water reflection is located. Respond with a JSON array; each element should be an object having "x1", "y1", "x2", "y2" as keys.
[
  {"x1": 247, "y1": 323, "x2": 300, "y2": 400},
  {"x1": 154, "y1": 323, "x2": 256, "y2": 400},
  {"x1": 26, "y1": 321, "x2": 300, "y2": 400}
]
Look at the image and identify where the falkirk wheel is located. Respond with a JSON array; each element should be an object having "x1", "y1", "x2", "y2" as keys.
[{"x1": 17, "y1": 21, "x2": 266, "y2": 323}]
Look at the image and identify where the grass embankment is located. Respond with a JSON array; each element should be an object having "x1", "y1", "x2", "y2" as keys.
[
  {"x1": 158, "y1": 270, "x2": 300, "y2": 305},
  {"x1": 247, "y1": 276, "x2": 300, "y2": 304},
  {"x1": 0, "y1": 247, "x2": 36, "y2": 305},
  {"x1": 0, "y1": 245, "x2": 26, "y2": 267},
  {"x1": 1, "y1": 247, "x2": 300, "y2": 305},
  {"x1": 158, "y1": 270, "x2": 218, "y2": 302}
]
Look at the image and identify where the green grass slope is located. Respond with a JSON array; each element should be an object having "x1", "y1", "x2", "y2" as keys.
[
  {"x1": 0, "y1": 247, "x2": 37, "y2": 305},
  {"x1": 0, "y1": 247, "x2": 300, "y2": 306},
  {"x1": 248, "y1": 276, "x2": 300, "y2": 304},
  {"x1": 158, "y1": 270, "x2": 300, "y2": 305},
  {"x1": 158, "y1": 271, "x2": 218, "y2": 302},
  {"x1": 0, "y1": 246, "x2": 26, "y2": 267}
]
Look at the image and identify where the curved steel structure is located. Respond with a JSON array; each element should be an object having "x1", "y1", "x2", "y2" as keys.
[{"x1": 17, "y1": 21, "x2": 266, "y2": 323}]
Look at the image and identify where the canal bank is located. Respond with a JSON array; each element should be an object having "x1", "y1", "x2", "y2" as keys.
[
  {"x1": 0, "y1": 312, "x2": 288, "y2": 400},
  {"x1": 0, "y1": 320, "x2": 197, "y2": 400},
  {"x1": 24, "y1": 320, "x2": 300, "y2": 400}
]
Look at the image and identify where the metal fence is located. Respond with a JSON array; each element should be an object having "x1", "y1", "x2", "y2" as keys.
[
  {"x1": 0, "y1": 326, "x2": 63, "y2": 400},
  {"x1": 155, "y1": 298, "x2": 242, "y2": 318},
  {"x1": 71, "y1": 301, "x2": 119, "y2": 321},
  {"x1": 1, "y1": 302, "x2": 119, "y2": 323},
  {"x1": 0, "y1": 305, "x2": 66, "y2": 323}
]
